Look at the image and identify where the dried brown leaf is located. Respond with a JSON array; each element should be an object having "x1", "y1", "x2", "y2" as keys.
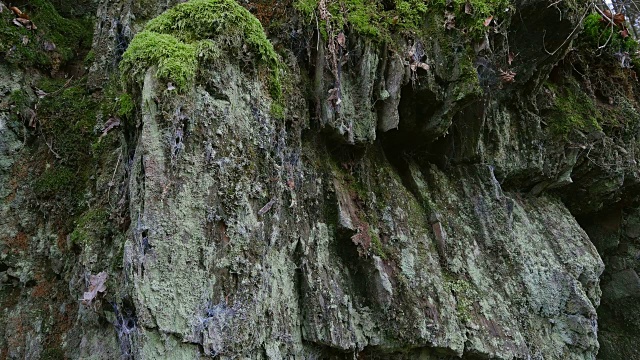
[
  {"x1": 613, "y1": 13, "x2": 625, "y2": 27},
  {"x1": 81, "y1": 271, "x2": 108, "y2": 306},
  {"x1": 483, "y1": 15, "x2": 493, "y2": 26},
  {"x1": 35, "y1": 88, "x2": 48, "y2": 98},
  {"x1": 337, "y1": 32, "x2": 346, "y2": 48},
  {"x1": 444, "y1": 11, "x2": 456, "y2": 30},
  {"x1": 464, "y1": 1, "x2": 472, "y2": 14},
  {"x1": 499, "y1": 69, "x2": 516, "y2": 83},
  {"x1": 9, "y1": 6, "x2": 22, "y2": 16},
  {"x1": 620, "y1": 28, "x2": 629, "y2": 38},
  {"x1": 100, "y1": 117, "x2": 121, "y2": 138},
  {"x1": 43, "y1": 41, "x2": 56, "y2": 51}
]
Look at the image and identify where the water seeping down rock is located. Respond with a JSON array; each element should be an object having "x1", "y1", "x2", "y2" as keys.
[{"x1": 2, "y1": 0, "x2": 640, "y2": 358}]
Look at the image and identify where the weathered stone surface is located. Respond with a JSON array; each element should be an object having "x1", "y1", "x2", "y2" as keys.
[{"x1": 3, "y1": 0, "x2": 640, "y2": 358}]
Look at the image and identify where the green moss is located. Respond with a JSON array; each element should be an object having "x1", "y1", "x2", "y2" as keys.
[
  {"x1": 370, "y1": 229, "x2": 387, "y2": 260},
  {"x1": 0, "y1": 0, "x2": 93, "y2": 69},
  {"x1": 121, "y1": 0, "x2": 280, "y2": 94},
  {"x1": 116, "y1": 93, "x2": 135, "y2": 118},
  {"x1": 121, "y1": 31, "x2": 197, "y2": 91},
  {"x1": 37, "y1": 83, "x2": 98, "y2": 165},
  {"x1": 295, "y1": 0, "x2": 508, "y2": 42},
  {"x1": 582, "y1": 13, "x2": 638, "y2": 54},
  {"x1": 547, "y1": 82, "x2": 602, "y2": 138},
  {"x1": 40, "y1": 347, "x2": 65, "y2": 360},
  {"x1": 33, "y1": 167, "x2": 75, "y2": 198},
  {"x1": 270, "y1": 102, "x2": 285, "y2": 119},
  {"x1": 70, "y1": 208, "x2": 112, "y2": 246}
]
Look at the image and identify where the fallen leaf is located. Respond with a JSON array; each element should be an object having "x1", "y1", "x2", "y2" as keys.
[
  {"x1": 499, "y1": 69, "x2": 516, "y2": 83},
  {"x1": 18, "y1": 12, "x2": 29, "y2": 20},
  {"x1": 81, "y1": 271, "x2": 108, "y2": 306},
  {"x1": 9, "y1": 6, "x2": 22, "y2": 16},
  {"x1": 35, "y1": 88, "x2": 48, "y2": 98},
  {"x1": 620, "y1": 28, "x2": 629, "y2": 38},
  {"x1": 22, "y1": 36, "x2": 29, "y2": 45},
  {"x1": 483, "y1": 15, "x2": 493, "y2": 26},
  {"x1": 464, "y1": 1, "x2": 472, "y2": 14},
  {"x1": 258, "y1": 198, "x2": 276, "y2": 215},
  {"x1": 43, "y1": 41, "x2": 56, "y2": 51},
  {"x1": 337, "y1": 32, "x2": 346, "y2": 48},
  {"x1": 417, "y1": 62, "x2": 429, "y2": 71},
  {"x1": 444, "y1": 11, "x2": 456, "y2": 30},
  {"x1": 613, "y1": 13, "x2": 625, "y2": 27},
  {"x1": 100, "y1": 117, "x2": 121, "y2": 138}
]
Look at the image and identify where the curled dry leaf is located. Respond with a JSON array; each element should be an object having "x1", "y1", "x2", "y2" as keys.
[
  {"x1": 464, "y1": 1, "x2": 472, "y2": 14},
  {"x1": 100, "y1": 117, "x2": 121, "y2": 138},
  {"x1": 613, "y1": 13, "x2": 625, "y2": 27},
  {"x1": 35, "y1": 88, "x2": 48, "y2": 98},
  {"x1": 81, "y1": 271, "x2": 108, "y2": 306},
  {"x1": 483, "y1": 15, "x2": 494, "y2": 26},
  {"x1": 444, "y1": 11, "x2": 456, "y2": 30},
  {"x1": 499, "y1": 69, "x2": 516, "y2": 83},
  {"x1": 43, "y1": 41, "x2": 56, "y2": 51},
  {"x1": 9, "y1": 6, "x2": 22, "y2": 16},
  {"x1": 337, "y1": 32, "x2": 346, "y2": 48},
  {"x1": 620, "y1": 28, "x2": 629, "y2": 38}
]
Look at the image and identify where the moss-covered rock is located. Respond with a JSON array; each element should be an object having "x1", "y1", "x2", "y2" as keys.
[{"x1": 121, "y1": 0, "x2": 281, "y2": 94}]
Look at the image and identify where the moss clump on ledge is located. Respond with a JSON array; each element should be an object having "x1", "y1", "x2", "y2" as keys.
[
  {"x1": 547, "y1": 82, "x2": 602, "y2": 138},
  {"x1": 121, "y1": 0, "x2": 281, "y2": 94}
]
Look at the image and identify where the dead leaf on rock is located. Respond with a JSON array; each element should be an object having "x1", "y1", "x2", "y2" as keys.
[
  {"x1": 444, "y1": 11, "x2": 456, "y2": 29},
  {"x1": 337, "y1": 32, "x2": 346, "y2": 48},
  {"x1": 613, "y1": 13, "x2": 625, "y2": 27},
  {"x1": 35, "y1": 88, "x2": 48, "y2": 98},
  {"x1": 9, "y1": 6, "x2": 22, "y2": 16},
  {"x1": 464, "y1": 1, "x2": 472, "y2": 14},
  {"x1": 80, "y1": 271, "x2": 108, "y2": 306},
  {"x1": 499, "y1": 69, "x2": 516, "y2": 83},
  {"x1": 100, "y1": 117, "x2": 121, "y2": 138},
  {"x1": 620, "y1": 28, "x2": 629, "y2": 38},
  {"x1": 483, "y1": 15, "x2": 494, "y2": 26},
  {"x1": 43, "y1": 41, "x2": 56, "y2": 51}
]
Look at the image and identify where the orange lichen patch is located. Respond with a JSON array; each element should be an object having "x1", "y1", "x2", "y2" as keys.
[{"x1": 5, "y1": 232, "x2": 29, "y2": 253}]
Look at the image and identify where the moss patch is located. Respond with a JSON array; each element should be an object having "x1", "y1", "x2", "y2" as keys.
[
  {"x1": 0, "y1": 0, "x2": 93, "y2": 69},
  {"x1": 547, "y1": 81, "x2": 602, "y2": 138},
  {"x1": 121, "y1": 0, "x2": 281, "y2": 94},
  {"x1": 295, "y1": 0, "x2": 509, "y2": 42},
  {"x1": 70, "y1": 209, "x2": 113, "y2": 246}
]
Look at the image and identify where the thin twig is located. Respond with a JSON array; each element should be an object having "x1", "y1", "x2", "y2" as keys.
[{"x1": 543, "y1": 5, "x2": 592, "y2": 56}]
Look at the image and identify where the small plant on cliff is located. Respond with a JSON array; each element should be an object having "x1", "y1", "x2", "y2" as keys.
[{"x1": 121, "y1": 0, "x2": 281, "y2": 95}]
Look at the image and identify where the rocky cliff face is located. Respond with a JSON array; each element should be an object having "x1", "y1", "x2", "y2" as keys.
[{"x1": 1, "y1": 0, "x2": 640, "y2": 359}]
